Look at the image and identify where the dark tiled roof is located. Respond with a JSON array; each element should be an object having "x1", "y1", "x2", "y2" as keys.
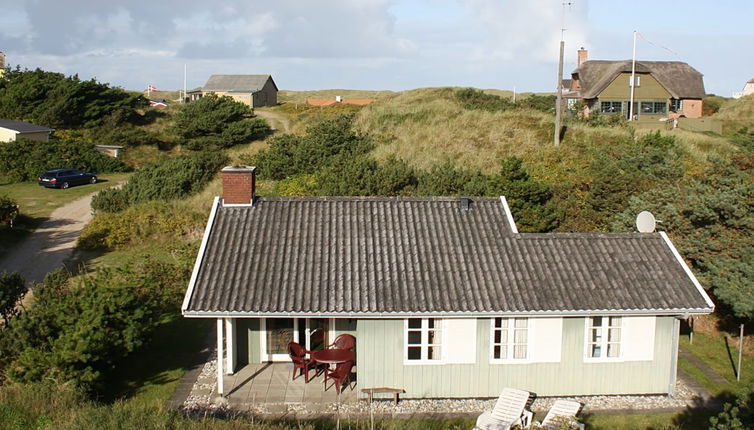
[
  {"x1": 202, "y1": 75, "x2": 277, "y2": 93},
  {"x1": 572, "y1": 60, "x2": 705, "y2": 99},
  {"x1": 0, "y1": 119, "x2": 54, "y2": 133},
  {"x1": 184, "y1": 197, "x2": 712, "y2": 316}
]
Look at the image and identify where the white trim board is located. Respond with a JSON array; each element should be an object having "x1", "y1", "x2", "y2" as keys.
[
  {"x1": 499, "y1": 196, "x2": 519, "y2": 233},
  {"x1": 181, "y1": 196, "x2": 221, "y2": 312},
  {"x1": 659, "y1": 231, "x2": 715, "y2": 310}
]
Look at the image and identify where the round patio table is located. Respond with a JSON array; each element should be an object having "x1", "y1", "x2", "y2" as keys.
[{"x1": 310, "y1": 349, "x2": 354, "y2": 364}]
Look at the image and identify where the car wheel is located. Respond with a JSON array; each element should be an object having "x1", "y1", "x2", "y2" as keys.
[
  {"x1": 90, "y1": 176, "x2": 97, "y2": 184},
  {"x1": 61, "y1": 182, "x2": 69, "y2": 189}
]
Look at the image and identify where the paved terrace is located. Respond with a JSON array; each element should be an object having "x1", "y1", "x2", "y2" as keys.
[{"x1": 224, "y1": 363, "x2": 358, "y2": 406}]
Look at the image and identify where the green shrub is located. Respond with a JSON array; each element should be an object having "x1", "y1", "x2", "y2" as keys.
[
  {"x1": 709, "y1": 388, "x2": 754, "y2": 429},
  {"x1": 416, "y1": 161, "x2": 492, "y2": 196},
  {"x1": 0, "y1": 194, "x2": 18, "y2": 225},
  {"x1": 0, "y1": 271, "x2": 27, "y2": 325},
  {"x1": 0, "y1": 138, "x2": 129, "y2": 183},
  {"x1": 587, "y1": 131, "x2": 683, "y2": 229},
  {"x1": 0, "y1": 260, "x2": 190, "y2": 395},
  {"x1": 456, "y1": 88, "x2": 515, "y2": 112},
  {"x1": 90, "y1": 151, "x2": 228, "y2": 213},
  {"x1": 172, "y1": 93, "x2": 271, "y2": 150},
  {"x1": 515, "y1": 94, "x2": 556, "y2": 113},
  {"x1": 249, "y1": 114, "x2": 373, "y2": 180},
  {"x1": 315, "y1": 155, "x2": 417, "y2": 196},
  {"x1": 0, "y1": 67, "x2": 147, "y2": 129},
  {"x1": 79, "y1": 201, "x2": 206, "y2": 250}
]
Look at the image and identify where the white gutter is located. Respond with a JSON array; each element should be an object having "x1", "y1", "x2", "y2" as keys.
[
  {"x1": 182, "y1": 307, "x2": 713, "y2": 319},
  {"x1": 181, "y1": 196, "x2": 221, "y2": 312},
  {"x1": 499, "y1": 196, "x2": 519, "y2": 233},
  {"x1": 659, "y1": 231, "x2": 715, "y2": 310}
]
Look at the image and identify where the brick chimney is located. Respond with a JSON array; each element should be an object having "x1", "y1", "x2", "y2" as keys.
[
  {"x1": 577, "y1": 47, "x2": 588, "y2": 67},
  {"x1": 221, "y1": 166, "x2": 256, "y2": 205}
]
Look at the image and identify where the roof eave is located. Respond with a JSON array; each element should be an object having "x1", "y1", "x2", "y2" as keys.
[{"x1": 182, "y1": 307, "x2": 714, "y2": 318}]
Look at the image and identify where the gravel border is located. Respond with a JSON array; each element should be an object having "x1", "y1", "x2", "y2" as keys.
[{"x1": 180, "y1": 351, "x2": 704, "y2": 418}]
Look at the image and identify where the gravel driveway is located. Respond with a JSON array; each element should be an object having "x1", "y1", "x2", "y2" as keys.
[{"x1": 0, "y1": 192, "x2": 95, "y2": 283}]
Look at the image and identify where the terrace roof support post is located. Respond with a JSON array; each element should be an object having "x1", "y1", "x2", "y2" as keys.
[
  {"x1": 225, "y1": 317, "x2": 236, "y2": 375},
  {"x1": 216, "y1": 318, "x2": 225, "y2": 396}
]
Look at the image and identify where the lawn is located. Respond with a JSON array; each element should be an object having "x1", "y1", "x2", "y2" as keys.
[
  {"x1": 679, "y1": 331, "x2": 753, "y2": 395},
  {"x1": 0, "y1": 173, "x2": 131, "y2": 259}
]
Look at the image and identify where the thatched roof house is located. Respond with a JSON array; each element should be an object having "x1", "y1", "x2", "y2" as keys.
[{"x1": 566, "y1": 49, "x2": 706, "y2": 119}]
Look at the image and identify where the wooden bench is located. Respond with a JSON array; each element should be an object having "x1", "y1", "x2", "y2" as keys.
[{"x1": 361, "y1": 387, "x2": 405, "y2": 405}]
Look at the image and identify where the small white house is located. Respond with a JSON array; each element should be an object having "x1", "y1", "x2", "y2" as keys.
[
  {"x1": 183, "y1": 166, "x2": 714, "y2": 399},
  {"x1": 0, "y1": 119, "x2": 54, "y2": 143}
]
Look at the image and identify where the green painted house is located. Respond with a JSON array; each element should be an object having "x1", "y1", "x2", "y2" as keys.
[
  {"x1": 182, "y1": 166, "x2": 714, "y2": 398},
  {"x1": 565, "y1": 48, "x2": 706, "y2": 120}
]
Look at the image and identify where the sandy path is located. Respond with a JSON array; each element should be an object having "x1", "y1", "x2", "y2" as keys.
[
  {"x1": 255, "y1": 110, "x2": 291, "y2": 133},
  {"x1": 0, "y1": 193, "x2": 94, "y2": 283}
]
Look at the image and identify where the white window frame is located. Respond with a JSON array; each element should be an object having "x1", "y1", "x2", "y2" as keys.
[
  {"x1": 404, "y1": 318, "x2": 445, "y2": 365},
  {"x1": 628, "y1": 75, "x2": 641, "y2": 87},
  {"x1": 584, "y1": 316, "x2": 624, "y2": 362},
  {"x1": 490, "y1": 317, "x2": 531, "y2": 364}
]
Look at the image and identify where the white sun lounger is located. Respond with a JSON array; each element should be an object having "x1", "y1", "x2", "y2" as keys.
[{"x1": 474, "y1": 387, "x2": 532, "y2": 430}]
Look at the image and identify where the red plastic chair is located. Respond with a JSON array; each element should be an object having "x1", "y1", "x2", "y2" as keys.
[
  {"x1": 324, "y1": 360, "x2": 354, "y2": 393},
  {"x1": 287, "y1": 342, "x2": 316, "y2": 383},
  {"x1": 328, "y1": 334, "x2": 356, "y2": 351}
]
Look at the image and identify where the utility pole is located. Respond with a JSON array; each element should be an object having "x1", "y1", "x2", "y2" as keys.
[{"x1": 554, "y1": 2, "x2": 571, "y2": 147}]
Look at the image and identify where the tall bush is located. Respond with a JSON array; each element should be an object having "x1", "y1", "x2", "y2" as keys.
[
  {"x1": 90, "y1": 151, "x2": 228, "y2": 213},
  {"x1": 0, "y1": 260, "x2": 189, "y2": 395},
  {"x1": 0, "y1": 272, "x2": 27, "y2": 325},
  {"x1": 0, "y1": 67, "x2": 147, "y2": 128},
  {"x1": 249, "y1": 114, "x2": 373, "y2": 180},
  {"x1": 172, "y1": 93, "x2": 270, "y2": 149},
  {"x1": 0, "y1": 138, "x2": 128, "y2": 183}
]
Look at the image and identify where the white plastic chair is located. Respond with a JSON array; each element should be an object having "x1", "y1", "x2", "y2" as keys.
[{"x1": 474, "y1": 387, "x2": 532, "y2": 430}]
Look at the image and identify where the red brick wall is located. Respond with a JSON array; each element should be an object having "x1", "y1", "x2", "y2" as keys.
[
  {"x1": 222, "y1": 168, "x2": 255, "y2": 205},
  {"x1": 682, "y1": 99, "x2": 703, "y2": 118}
]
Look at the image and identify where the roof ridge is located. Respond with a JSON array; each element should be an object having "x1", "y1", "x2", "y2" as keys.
[{"x1": 252, "y1": 196, "x2": 501, "y2": 202}]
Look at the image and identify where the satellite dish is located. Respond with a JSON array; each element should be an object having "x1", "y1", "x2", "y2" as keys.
[{"x1": 636, "y1": 211, "x2": 656, "y2": 233}]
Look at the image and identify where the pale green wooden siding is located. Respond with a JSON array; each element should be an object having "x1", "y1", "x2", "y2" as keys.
[
  {"x1": 356, "y1": 317, "x2": 675, "y2": 397},
  {"x1": 243, "y1": 318, "x2": 261, "y2": 364},
  {"x1": 600, "y1": 73, "x2": 670, "y2": 100}
]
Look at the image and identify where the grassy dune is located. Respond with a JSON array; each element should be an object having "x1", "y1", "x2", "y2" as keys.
[
  {"x1": 277, "y1": 89, "x2": 395, "y2": 103},
  {"x1": 713, "y1": 94, "x2": 754, "y2": 131}
]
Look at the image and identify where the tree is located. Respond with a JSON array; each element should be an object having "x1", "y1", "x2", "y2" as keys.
[
  {"x1": 488, "y1": 157, "x2": 560, "y2": 232},
  {"x1": 0, "y1": 261, "x2": 187, "y2": 394},
  {"x1": 709, "y1": 389, "x2": 754, "y2": 430},
  {"x1": 0, "y1": 272, "x2": 27, "y2": 325},
  {"x1": 172, "y1": 94, "x2": 270, "y2": 149},
  {"x1": 0, "y1": 67, "x2": 147, "y2": 128},
  {"x1": 587, "y1": 132, "x2": 683, "y2": 229},
  {"x1": 613, "y1": 155, "x2": 754, "y2": 319},
  {"x1": 250, "y1": 114, "x2": 373, "y2": 180}
]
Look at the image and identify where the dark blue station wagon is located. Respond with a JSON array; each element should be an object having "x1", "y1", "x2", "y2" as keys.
[{"x1": 38, "y1": 169, "x2": 97, "y2": 189}]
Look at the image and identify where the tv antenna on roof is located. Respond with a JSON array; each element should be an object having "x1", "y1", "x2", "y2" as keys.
[{"x1": 635, "y1": 211, "x2": 657, "y2": 233}]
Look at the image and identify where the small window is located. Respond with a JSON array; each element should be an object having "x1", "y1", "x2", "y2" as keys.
[
  {"x1": 587, "y1": 316, "x2": 622, "y2": 359},
  {"x1": 405, "y1": 318, "x2": 443, "y2": 362},
  {"x1": 628, "y1": 75, "x2": 641, "y2": 87},
  {"x1": 641, "y1": 101, "x2": 667, "y2": 114},
  {"x1": 491, "y1": 318, "x2": 528, "y2": 360},
  {"x1": 670, "y1": 99, "x2": 682, "y2": 112},
  {"x1": 600, "y1": 101, "x2": 623, "y2": 113}
]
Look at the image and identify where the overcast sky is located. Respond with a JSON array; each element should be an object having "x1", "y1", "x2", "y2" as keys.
[{"x1": 1, "y1": 0, "x2": 751, "y2": 95}]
